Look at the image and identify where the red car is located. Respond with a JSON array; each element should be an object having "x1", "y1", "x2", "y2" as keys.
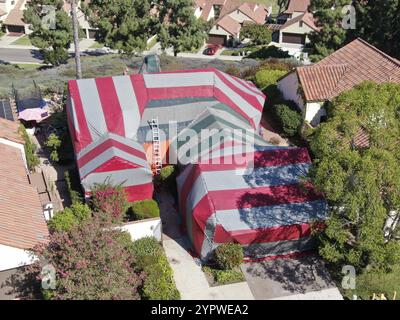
[{"x1": 203, "y1": 44, "x2": 221, "y2": 56}]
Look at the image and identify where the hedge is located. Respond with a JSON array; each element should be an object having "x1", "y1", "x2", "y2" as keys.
[
  {"x1": 131, "y1": 199, "x2": 160, "y2": 220},
  {"x1": 48, "y1": 202, "x2": 91, "y2": 232},
  {"x1": 214, "y1": 243, "x2": 244, "y2": 270},
  {"x1": 130, "y1": 237, "x2": 180, "y2": 300},
  {"x1": 273, "y1": 103, "x2": 302, "y2": 137},
  {"x1": 255, "y1": 69, "x2": 287, "y2": 91}
]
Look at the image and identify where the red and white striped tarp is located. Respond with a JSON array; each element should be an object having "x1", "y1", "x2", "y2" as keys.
[
  {"x1": 67, "y1": 69, "x2": 265, "y2": 202},
  {"x1": 177, "y1": 147, "x2": 328, "y2": 260}
]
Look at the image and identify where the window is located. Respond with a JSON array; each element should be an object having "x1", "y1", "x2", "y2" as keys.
[
  {"x1": 299, "y1": 21, "x2": 303, "y2": 27},
  {"x1": 11, "y1": 0, "x2": 15, "y2": 5}
]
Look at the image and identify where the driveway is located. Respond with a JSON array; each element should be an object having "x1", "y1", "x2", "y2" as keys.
[{"x1": 241, "y1": 254, "x2": 343, "y2": 300}]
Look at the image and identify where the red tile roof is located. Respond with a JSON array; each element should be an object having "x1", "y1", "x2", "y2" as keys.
[
  {"x1": 217, "y1": 14, "x2": 241, "y2": 35},
  {"x1": 284, "y1": 0, "x2": 311, "y2": 14},
  {"x1": 0, "y1": 118, "x2": 23, "y2": 145},
  {"x1": 296, "y1": 38, "x2": 400, "y2": 101},
  {"x1": 3, "y1": 0, "x2": 25, "y2": 26},
  {"x1": 281, "y1": 12, "x2": 319, "y2": 32},
  {"x1": 0, "y1": 121, "x2": 49, "y2": 250}
]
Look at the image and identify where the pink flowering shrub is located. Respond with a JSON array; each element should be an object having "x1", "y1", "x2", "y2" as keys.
[
  {"x1": 91, "y1": 183, "x2": 129, "y2": 223},
  {"x1": 28, "y1": 217, "x2": 144, "y2": 300}
]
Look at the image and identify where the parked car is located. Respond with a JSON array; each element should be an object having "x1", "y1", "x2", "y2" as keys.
[{"x1": 203, "y1": 44, "x2": 221, "y2": 56}]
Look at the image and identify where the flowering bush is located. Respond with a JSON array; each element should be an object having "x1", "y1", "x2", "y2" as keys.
[
  {"x1": 28, "y1": 217, "x2": 143, "y2": 300},
  {"x1": 91, "y1": 183, "x2": 129, "y2": 223}
]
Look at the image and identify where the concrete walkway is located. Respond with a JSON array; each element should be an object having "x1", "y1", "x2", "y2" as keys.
[
  {"x1": 159, "y1": 191, "x2": 254, "y2": 300},
  {"x1": 164, "y1": 238, "x2": 254, "y2": 300}
]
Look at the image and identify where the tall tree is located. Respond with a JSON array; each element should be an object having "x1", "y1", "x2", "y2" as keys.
[
  {"x1": 354, "y1": 0, "x2": 400, "y2": 59},
  {"x1": 309, "y1": 82, "x2": 400, "y2": 270},
  {"x1": 69, "y1": 0, "x2": 82, "y2": 79},
  {"x1": 24, "y1": 0, "x2": 73, "y2": 65},
  {"x1": 83, "y1": 0, "x2": 156, "y2": 54},
  {"x1": 308, "y1": 0, "x2": 354, "y2": 61},
  {"x1": 155, "y1": 0, "x2": 209, "y2": 56}
]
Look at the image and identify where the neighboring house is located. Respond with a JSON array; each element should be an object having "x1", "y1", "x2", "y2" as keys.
[
  {"x1": 2, "y1": 0, "x2": 95, "y2": 38},
  {"x1": 0, "y1": 118, "x2": 49, "y2": 274},
  {"x1": 195, "y1": 0, "x2": 270, "y2": 46},
  {"x1": 277, "y1": 38, "x2": 400, "y2": 126},
  {"x1": 267, "y1": 0, "x2": 318, "y2": 57},
  {"x1": 1, "y1": 0, "x2": 29, "y2": 34}
]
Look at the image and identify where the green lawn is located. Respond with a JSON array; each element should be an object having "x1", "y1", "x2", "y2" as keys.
[
  {"x1": 11, "y1": 35, "x2": 32, "y2": 46},
  {"x1": 344, "y1": 265, "x2": 400, "y2": 300},
  {"x1": 15, "y1": 64, "x2": 43, "y2": 70},
  {"x1": 89, "y1": 41, "x2": 104, "y2": 49}
]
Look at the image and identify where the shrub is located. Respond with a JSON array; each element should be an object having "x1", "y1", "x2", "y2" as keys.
[
  {"x1": 224, "y1": 65, "x2": 242, "y2": 78},
  {"x1": 240, "y1": 24, "x2": 272, "y2": 45},
  {"x1": 255, "y1": 69, "x2": 287, "y2": 91},
  {"x1": 214, "y1": 243, "x2": 244, "y2": 270},
  {"x1": 130, "y1": 237, "x2": 180, "y2": 300},
  {"x1": 64, "y1": 170, "x2": 82, "y2": 204},
  {"x1": 160, "y1": 165, "x2": 175, "y2": 182},
  {"x1": 48, "y1": 202, "x2": 91, "y2": 232},
  {"x1": 91, "y1": 183, "x2": 129, "y2": 223},
  {"x1": 131, "y1": 199, "x2": 160, "y2": 220},
  {"x1": 19, "y1": 125, "x2": 39, "y2": 172},
  {"x1": 203, "y1": 266, "x2": 245, "y2": 285},
  {"x1": 248, "y1": 45, "x2": 291, "y2": 59},
  {"x1": 273, "y1": 103, "x2": 302, "y2": 137}
]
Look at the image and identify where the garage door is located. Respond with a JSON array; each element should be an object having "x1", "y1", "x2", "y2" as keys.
[
  {"x1": 208, "y1": 35, "x2": 226, "y2": 46},
  {"x1": 282, "y1": 33, "x2": 306, "y2": 45},
  {"x1": 7, "y1": 25, "x2": 25, "y2": 35}
]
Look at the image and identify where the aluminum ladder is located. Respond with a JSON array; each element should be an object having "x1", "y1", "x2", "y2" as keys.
[{"x1": 149, "y1": 118, "x2": 162, "y2": 174}]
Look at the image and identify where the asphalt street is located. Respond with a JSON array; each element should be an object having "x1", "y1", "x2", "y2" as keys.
[{"x1": 0, "y1": 48, "x2": 43, "y2": 64}]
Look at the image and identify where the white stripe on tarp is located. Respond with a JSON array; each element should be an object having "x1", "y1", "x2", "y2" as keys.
[
  {"x1": 77, "y1": 78, "x2": 108, "y2": 140},
  {"x1": 77, "y1": 132, "x2": 146, "y2": 160},
  {"x1": 214, "y1": 74, "x2": 260, "y2": 123},
  {"x1": 112, "y1": 75, "x2": 142, "y2": 139},
  {"x1": 143, "y1": 72, "x2": 214, "y2": 88},
  {"x1": 81, "y1": 167, "x2": 153, "y2": 190},
  {"x1": 202, "y1": 163, "x2": 311, "y2": 191},
  {"x1": 215, "y1": 200, "x2": 328, "y2": 232},
  {"x1": 221, "y1": 72, "x2": 265, "y2": 107},
  {"x1": 79, "y1": 147, "x2": 151, "y2": 178}
]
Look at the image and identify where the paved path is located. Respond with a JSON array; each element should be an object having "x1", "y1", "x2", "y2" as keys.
[{"x1": 0, "y1": 48, "x2": 43, "y2": 64}]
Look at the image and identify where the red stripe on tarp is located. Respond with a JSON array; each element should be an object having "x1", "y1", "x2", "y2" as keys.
[
  {"x1": 95, "y1": 77, "x2": 125, "y2": 137},
  {"x1": 124, "y1": 183, "x2": 154, "y2": 202},
  {"x1": 77, "y1": 139, "x2": 147, "y2": 169},
  {"x1": 92, "y1": 156, "x2": 140, "y2": 173},
  {"x1": 209, "y1": 183, "x2": 324, "y2": 211},
  {"x1": 68, "y1": 80, "x2": 92, "y2": 151},
  {"x1": 191, "y1": 195, "x2": 216, "y2": 258},
  {"x1": 213, "y1": 223, "x2": 321, "y2": 245},
  {"x1": 199, "y1": 148, "x2": 311, "y2": 171},
  {"x1": 130, "y1": 75, "x2": 148, "y2": 115},
  {"x1": 232, "y1": 76, "x2": 265, "y2": 100},
  {"x1": 214, "y1": 87, "x2": 256, "y2": 128},
  {"x1": 147, "y1": 86, "x2": 215, "y2": 101},
  {"x1": 243, "y1": 250, "x2": 314, "y2": 263},
  {"x1": 216, "y1": 70, "x2": 263, "y2": 112}
]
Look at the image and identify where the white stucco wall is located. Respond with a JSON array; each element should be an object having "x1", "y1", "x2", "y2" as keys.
[
  {"x1": 0, "y1": 245, "x2": 35, "y2": 271},
  {"x1": 305, "y1": 102, "x2": 325, "y2": 126},
  {"x1": 277, "y1": 72, "x2": 305, "y2": 110},
  {"x1": 119, "y1": 218, "x2": 162, "y2": 242},
  {"x1": 209, "y1": 25, "x2": 230, "y2": 37},
  {"x1": 194, "y1": 7, "x2": 202, "y2": 19}
]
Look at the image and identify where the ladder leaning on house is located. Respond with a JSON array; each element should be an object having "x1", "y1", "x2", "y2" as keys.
[{"x1": 149, "y1": 118, "x2": 162, "y2": 174}]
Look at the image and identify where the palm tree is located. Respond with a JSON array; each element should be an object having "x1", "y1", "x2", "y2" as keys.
[{"x1": 70, "y1": 0, "x2": 82, "y2": 79}]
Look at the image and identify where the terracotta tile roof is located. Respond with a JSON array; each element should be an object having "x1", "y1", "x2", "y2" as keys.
[
  {"x1": 284, "y1": 0, "x2": 311, "y2": 14},
  {"x1": 0, "y1": 143, "x2": 49, "y2": 250},
  {"x1": 217, "y1": 14, "x2": 241, "y2": 35},
  {"x1": 0, "y1": 118, "x2": 24, "y2": 144},
  {"x1": 281, "y1": 12, "x2": 320, "y2": 32},
  {"x1": 337, "y1": 126, "x2": 370, "y2": 149},
  {"x1": 3, "y1": 0, "x2": 25, "y2": 26},
  {"x1": 296, "y1": 38, "x2": 400, "y2": 101},
  {"x1": 237, "y1": 3, "x2": 269, "y2": 24}
]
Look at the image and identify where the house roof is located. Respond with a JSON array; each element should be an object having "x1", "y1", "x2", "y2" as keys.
[
  {"x1": 0, "y1": 140, "x2": 49, "y2": 250},
  {"x1": 3, "y1": 0, "x2": 25, "y2": 26},
  {"x1": 295, "y1": 38, "x2": 400, "y2": 101},
  {"x1": 0, "y1": 118, "x2": 24, "y2": 144},
  {"x1": 281, "y1": 12, "x2": 319, "y2": 32},
  {"x1": 217, "y1": 14, "x2": 241, "y2": 35},
  {"x1": 284, "y1": 0, "x2": 311, "y2": 14}
]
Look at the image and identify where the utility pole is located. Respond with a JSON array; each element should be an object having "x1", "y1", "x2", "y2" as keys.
[{"x1": 70, "y1": 0, "x2": 82, "y2": 79}]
